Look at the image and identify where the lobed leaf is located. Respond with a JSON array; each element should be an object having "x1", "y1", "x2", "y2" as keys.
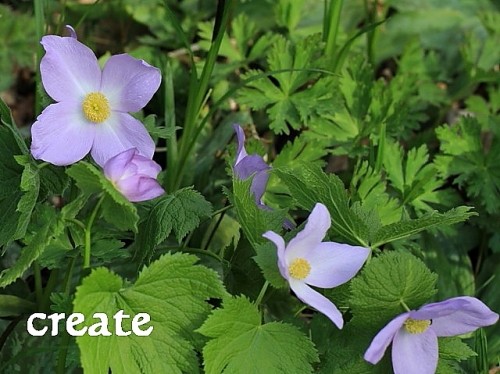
[
  {"x1": 74, "y1": 253, "x2": 226, "y2": 374},
  {"x1": 197, "y1": 296, "x2": 318, "y2": 374},
  {"x1": 135, "y1": 187, "x2": 212, "y2": 261},
  {"x1": 349, "y1": 251, "x2": 437, "y2": 326}
]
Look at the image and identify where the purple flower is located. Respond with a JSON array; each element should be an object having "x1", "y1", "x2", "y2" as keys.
[
  {"x1": 364, "y1": 296, "x2": 499, "y2": 374},
  {"x1": 31, "y1": 27, "x2": 161, "y2": 167},
  {"x1": 104, "y1": 148, "x2": 165, "y2": 202},
  {"x1": 233, "y1": 124, "x2": 271, "y2": 207},
  {"x1": 263, "y1": 203, "x2": 370, "y2": 328},
  {"x1": 233, "y1": 124, "x2": 294, "y2": 229}
]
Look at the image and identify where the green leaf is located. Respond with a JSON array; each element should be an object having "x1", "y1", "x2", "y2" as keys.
[
  {"x1": 0, "y1": 207, "x2": 65, "y2": 288},
  {"x1": 0, "y1": 295, "x2": 35, "y2": 317},
  {"x1": 439, "y1": 337, "x2": 477, "y2": 361},
  {"x1": 237, "y1": 35, "x2": 323, "y2": 134},
  {"x1": 384, "y1": 140, "x2": 458, "y2": 215},
  {"x1": 351, "y1": 161, "x2": 402, "y2": 226},
  {"x1": 197, "y1": 296, "x2": 318, "y2": 374},
  {"x1": 421, "y1": 233, "x2": 475, "y2": 300},
  {"x1": 371, "y1": 206, "x2": 476, "y2": 247},
  {"x1": 253, "y1": 241, "x2": 287, "y2": 289},
  {"x1": 0, "y1": 127, "x2": 24, "y2": 246},
  {"x1": 14, "y1": 156, "x2": 40, "y2": 239},
  {"x1": 275, "y1": 164, "x2": 370, "y2": 246},
  {"x1": 229, "y1": 178, "x2": 285, "y2": 249},
  {"x1": 39, "y1": 164, "x2": 69, "y2": 197},
  {"x1": 135, "y1": 187, "x2": 212, "y2": 261},
  {"x1": 272, "y1": 134, "x2": 328, "y2": 168},
  {"x1": 74, "y1": 253, "x2": 226, "y2": 373},
  {"x1": 66, "y1": 162, "x2": 139, "y2": 231},
  {"x1": 0, "y1": 95, "x2": 29, "y2": 153},
  {"x1": 349, "y1": 251, "x2": 437, "y2": 326},
  {"x1": 435, "y1": 117, "x2": 500, "y2": 214}
]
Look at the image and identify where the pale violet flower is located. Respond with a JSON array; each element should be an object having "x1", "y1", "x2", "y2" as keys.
[
  {"x1": 31, "y1": 27, "x2": 161, "y2": 166},
  {"x1": 233, "y1": 124, "x2": 270, "y2": 207},
  {"x1": 233, "y1": 124, "x2": 294, "y2": 229},
  {"x1": 263, "y1": 203, "x2": 370, "y2": 328},
  {"x1": 104, "y1": 148, "x2": 164, "y2": 202},
  {"x1": 364, "y1": 296, "x2": 499, "y2": 374}
]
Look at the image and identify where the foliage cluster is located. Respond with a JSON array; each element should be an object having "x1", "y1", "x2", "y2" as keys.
[{"x1": 0, "y1": 0, "x2": 499, "y2": 373}]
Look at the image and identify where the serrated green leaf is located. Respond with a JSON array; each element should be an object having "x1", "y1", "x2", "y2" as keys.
[
  {"x1": 135, "y1": 187, "x2": 212, "y2": 261},
  {"x1": 66, "y1": 162, "x2": 139, "y2": 231},
  {"x1": 0, "y1": 96, "x2": 29, "y2": 154},
  {"x1": 0, "y1": 127, "x2": 24, "y2": 246},
  {"x1": 272, "y1": 134, "x2": 328, "y2": 168},
  {"x1": 39, "y1": 164, "x2": 69, "y2": 197},
  {"x1": 435, "y1": 117, "x2": 500, "y2": 214},
  {"x1": 384, "y1": 140, "x2": 457, "y2": 215},
  {"x1": 275, "y1": 164, "x2": 370, "y2": 246},
  {"x1": 439, "y1": 337, "x2": 477, "y2": 361},
  {"x1": 349, "y1": 251, "x2": 437, "y2": 326},
  {"x1": 229, "y1": 178, "x2": 285, "y2": 249},
  {"x1": 0, "y1": 208, "x2": 65, "y2": 288},
  {"x1": 237, "y1": 35, "x2": 323, "y2": 134},
  {"x1": 351, "y1": 161, "x2": 402, "y2": 226},
  {"x1": 197, "y1": 296, "x2": 318, "y2": 374},
  {"x1": 74, "y1": 253, "x2": 226, "y2": 374},
  {"x1": 13, "y1": 157, "x2": 40, "y2": 240},
  {"x1": 371, "y1": 206, "x2": 476, "y2": 247}
]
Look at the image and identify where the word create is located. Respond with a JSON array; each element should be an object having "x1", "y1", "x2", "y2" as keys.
[{"x1": 27, "y1": 310, "x2": 153, "y2": 337}]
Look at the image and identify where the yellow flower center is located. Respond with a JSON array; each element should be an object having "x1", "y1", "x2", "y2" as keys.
[
  {"x1": 288, "y1": 258, "x2": 311, "y2": 280},
  {"x1": 82, "y1": 92, "x2": 110, "y2": 123},
  {"x1": 404, "y1": 318, "x2": 431, "y2": 334}
]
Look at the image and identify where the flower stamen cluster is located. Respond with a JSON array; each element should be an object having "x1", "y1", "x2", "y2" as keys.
[
  {"x1": 288, "y1": 258, "x2": 311, "y2": 280},
  {"x1": 403, "y1": 318, "x2": 431, "y2": 334},
  {"x1": 82, "y1": 92, "x2": 110, "y2": 123}
]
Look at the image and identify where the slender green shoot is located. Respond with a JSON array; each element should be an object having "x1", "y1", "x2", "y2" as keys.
[{"x1": 324, "y1": 0, "x2": 344, "y2": 60}]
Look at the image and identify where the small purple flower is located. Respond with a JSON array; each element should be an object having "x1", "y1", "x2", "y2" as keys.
[
  {"x1": 31, "y1": 26, "x2": 161, "y2": 167},
  {"x1": 364, "y1": 297, "x2": 499, "y2": 374},
  {"x1": 233, "y1": 124, "x2": 271, "y2": 207},
  {"x1": 263, "y1": 203, "x2": 370, "y2": 328},
  {"x1": 104, "y1": 148, "x2": 165, "y2": 202}
]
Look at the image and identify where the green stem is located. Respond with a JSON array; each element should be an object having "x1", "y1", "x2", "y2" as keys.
[
  {"x1": 400, "y1": 300, "x2": 411, "y2": 312},
  {"x1": 33, "y1": 261, "x2": 43, "y2": 307},
  {"x1": 374, "y1": 121, "x2": 386, "y2": 173},
  {"x1": 0, "y1": 316, "x2": 22, "y2": 353},
  {"x1": 54, "y1": 257, "x2": 76, "y2": 374},
  {"x1": 56, "y1": 333, "x2": 71, "y2": 374},
  {"x1": 363, "y1": 0, "x2": 376, "y2": 65},
  {"x1": 67, "y1": 218, "x2": 86, "y2": 231},
  {"x1": 182, "y1": 247, "x2": 224, "y2": 263},
  {"x1": 63, "y1": 257, "x2": 76, "y2": 295},
  {"x1": 202, "y1": 206, "x2": 227, "y2": 251},
  {"x1": 173, "y1": 0, "x2": 234, "y2": 190},
  {"x1": 164, "y1": 60, "x2": 178, "y2": 193},
  {"x1": 36, "y1": 162, "x2": 49, "y2": 170},
  {"x1": 255, "y1": 281, "x2": 270, "y2": 306},
  {"x1": 324, "y1": 0, "x2": 344, "y2": 59},
  {"x1": 34, "y1": 0, "x2": 45, "y2": 117},
  {"x1": 211, "y1": 204, "x2": 233, "y2": 218},
  {"x1": 40, "y1": 269, "x2": 60, "y2": 312},
  {"x1": 83, "y1": 195, "x2": 104, "y2": 269}
]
